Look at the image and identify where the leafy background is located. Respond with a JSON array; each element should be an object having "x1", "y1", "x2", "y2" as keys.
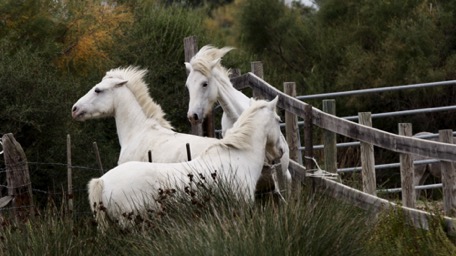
[{"x1": 1, "y1": 0, "x2": 456, "y2": 203}]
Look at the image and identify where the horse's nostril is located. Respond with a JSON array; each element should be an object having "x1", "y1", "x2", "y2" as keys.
[
  {"x1": 72, "y1": 106, "x2": 77, "y2": 112},
  {"x1": 193, "y1": 113, "x2": 199, "y2": 121}
]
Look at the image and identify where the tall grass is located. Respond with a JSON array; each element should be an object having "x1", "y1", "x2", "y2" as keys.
[{"x1": 1, "y1": 182, "x2": 455, "y2": 255}]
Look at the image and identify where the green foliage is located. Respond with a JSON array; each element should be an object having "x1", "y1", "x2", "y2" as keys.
[
  {"x1": 0, "y1": 0, "x2": 66, "y2": 56},
  {"x1": 368, "y1": 209, "x2": 456, "y2": 255}
]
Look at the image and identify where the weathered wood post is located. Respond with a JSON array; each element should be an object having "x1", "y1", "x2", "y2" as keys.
[
  {"x1": 439, "y1": 129, "x2": 456, "y2": 217},
  {"x1": 284, "y1": 82, "x2": 303, "y2": 165},
  {"x1": 92, "y1": 142, "x2": 104, "y2": 175},
  {"x1": 322, "y1": 100, "x2": 337, "y2": 173},
  {"x1": 359, "y1": 112, "x2": 376, "y2": 195},
  {"x1": 398, "y1": 123, "x2": 415, "y2": 208},
  {"x1": 304, "y1": 105, "x2": 314, "y2": 170},
  {"x1": 229, "y1": 68, "x2": 241, "y2": 79},
  {"x1": 251, "y1": 61, "x2": 264, "y2": 99},
  {"x1": 2, "y1": 133, "x2": 34, "y2": 218}
]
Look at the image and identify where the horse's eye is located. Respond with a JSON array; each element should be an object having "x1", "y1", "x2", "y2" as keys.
[
  {"x1": 94, "y1": 88, "x2": 102, "y2": 94},
  {"x1": 202, "y1": 82, "x2": 208, "y2": 87}
]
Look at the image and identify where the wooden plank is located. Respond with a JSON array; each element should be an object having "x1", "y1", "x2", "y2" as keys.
[
  {"x1": 440, "y1": 130, "x2": 456, "y2": 217},
  {"x1": 322, "y1": 99, "x2": 337, "y2": 173},
  {"x1": 183, "y1": 36, "x2": 198, "y2": 64},
  {"x1": 231, "y1": 73, "x2": 251, "y2": 90},
  {"x1": 238, "y1": 72, "x2": 456, "y2": 161},
  {"x1": 311, "y1": 176, "x2": 456, "y2": 230},
  {"x1": 284, "y1": 82, "x2": 302, "y2": 164},
  {"x1": 2, "y1": 133, "x2": 34, "y2": 218},
  {"x1": 359, "y1": 112, "x2": 376, "y2": 195},
  {"x1": 251, "y1": 61, "x2": 264, "y2": 99},
  {"x1": 304, "y1": 105, "x2": 314, "y2": 170},
  {"x1": 288, "y1": 159, "x2": 456, "y2": 231},
  {"x1": 399, "y1": 123, "x2": 415, "y2": 208}
]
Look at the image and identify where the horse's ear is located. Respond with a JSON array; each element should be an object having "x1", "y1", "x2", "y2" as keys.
[
  {"x1": 116, "y1": 80, "x2": 128, "y2": 87},
  {"x1": 185, "y1": 62, "x2": 192, "y2": 72},
  {"x1": 210, "y1": 58, "x2": 221, "y2": 69},
  {"x1": 249, "y1": 97, "x2": 256, "y2": 106},
  {"x1": 269, "y1": 96, "x2": 279, "y2": 110}
]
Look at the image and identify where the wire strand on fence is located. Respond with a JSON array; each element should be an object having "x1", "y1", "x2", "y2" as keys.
[{"x1": 27, "y1": 161, "x2": 104, "y2": 172}]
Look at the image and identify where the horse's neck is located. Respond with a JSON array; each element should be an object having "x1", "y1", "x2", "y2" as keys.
[
  {"x1": 213, "y1": 69, "x2": 249, "y2": 123},
  {"x1": 113, "y1": 90, "x2": 156, "y2": 147}
]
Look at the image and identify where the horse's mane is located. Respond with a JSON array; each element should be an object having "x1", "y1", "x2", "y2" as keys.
[
  {"x1": 190, "y1": 45, "x2": 234, "y2": 77},
  {"x1": 105, "y1": 66, "x2": 174, "y2": 129},
  {"x1": 220, "y1": 100, "x2": 279, "y2": 150}
]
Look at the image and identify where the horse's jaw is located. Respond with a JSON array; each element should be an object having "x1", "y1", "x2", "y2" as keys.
[{"x1": 72, "y1": 110, "x2": 110, "y2": 121}]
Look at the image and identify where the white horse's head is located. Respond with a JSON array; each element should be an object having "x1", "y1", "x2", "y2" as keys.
[
  {"x1": 260, "y1": 97, "x2": 285, "y2": 162},
  {"x1": 224, "y1": 96, "x2": 284, "y2": 162},
  {"x1": 72, "y1": 66, "x2": 173, "y2": 129},
  {"x1": 72, "y1": 74, "x2": 128, "y2": 121},
  {"x1": 185, "y1": 45, "x2": 234, "y2": 124}
]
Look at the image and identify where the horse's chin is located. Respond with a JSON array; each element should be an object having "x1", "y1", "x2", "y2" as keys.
[
  {"x1": 73, "y1": 115, "x2": 88, "y2": 121},
  {"x1": 73, "y1": 112, "x2": 101, "y2": 121},
  {"x1": 72, "y1": 111, "x2": 86, "y2": 121},
  {"x1": 188, "y1": 118, "x2": 204, "y2": 126}
]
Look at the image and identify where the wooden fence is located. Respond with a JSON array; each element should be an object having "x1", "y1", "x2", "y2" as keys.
[{"x1": 183, "y1": 36, "x2": 456, "y2": 231}]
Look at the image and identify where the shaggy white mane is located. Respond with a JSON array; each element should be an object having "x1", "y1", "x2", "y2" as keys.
[
  {"x1": 105, "y1": 66, "x2": 173, "y2": 130},
  {"x1": 189, "y1": 45, "x2": 234, "y2": 77},
  {"x1": 218, "y1": 99, "x2": 280, "y2": 150}
]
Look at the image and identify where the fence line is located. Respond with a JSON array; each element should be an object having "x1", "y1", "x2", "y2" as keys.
[
  {"x1": 296, "y1": 79, "x2": 456, "y2": 100},
  {"x1": 228, "y1": 68, "x2": 456, "y2": 230},
  {"x1": 0, "y1": 133, "x2": 104, "y2": 219}
]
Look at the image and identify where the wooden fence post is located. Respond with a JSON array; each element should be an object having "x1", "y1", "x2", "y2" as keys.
[
  {"x1": 2, "y1": 133, "x2": 34, "y2": 218},
  {"x1": 439, "y1": 129, "x2": 456, "y2": 217},
  {"x1": 184, "y1": 36, "x2": 198, "y2": 74},
  {"x1": 359, "y1": 112, "x2": 376, "y2": 195},
  {"x1": 284, "y1": 82, "x2": 303, "y2": 165},
  {"x1": 251, "y1": 61, "x2": 264, "y2": 99},
  {"x1": 398, "y1": 123, "x2": 415, "y2": 208},
  {"x1": 92, "y1": 142, "x2": 104, "y2": 176},
  {"x1": 184, "y1": 36, "x2": 204, "y2": 136},
  {"x1": 322, "y1": 100, "x2": 337, "y2": 173},
  {"x1": 229, "y1": 68, "x2": 241, "y2": 79},
  {"x1": 304, "y1": 105, "x2": 314, "y2": 170}
]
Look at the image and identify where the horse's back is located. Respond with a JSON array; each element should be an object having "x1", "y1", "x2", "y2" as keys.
[{"x1": 147, "y1": 133, "x2": 220, "y2": 163}]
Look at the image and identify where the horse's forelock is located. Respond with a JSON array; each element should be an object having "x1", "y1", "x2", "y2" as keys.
[{"x1": 190, "y1": 45, "x2": 234, "y2": 78}]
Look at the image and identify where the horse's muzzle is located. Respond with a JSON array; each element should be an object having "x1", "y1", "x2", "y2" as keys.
[
  {"x1": 187, "y1": 112, "x2": 203, "y2": 125},
  {"x1": 71, "y1": 105, "x2": 86, "y2": 120}
]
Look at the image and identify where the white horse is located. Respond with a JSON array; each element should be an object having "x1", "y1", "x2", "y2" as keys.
[
  {"x1": 88, "y1": 98, "x2": 284, "y2": 229},
  {"x1": 184, "y1": 45, "x2": 292, "y2": 190},
  {"x1": 71, "y1": 66, "x2": 224, "y2": 165}
]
